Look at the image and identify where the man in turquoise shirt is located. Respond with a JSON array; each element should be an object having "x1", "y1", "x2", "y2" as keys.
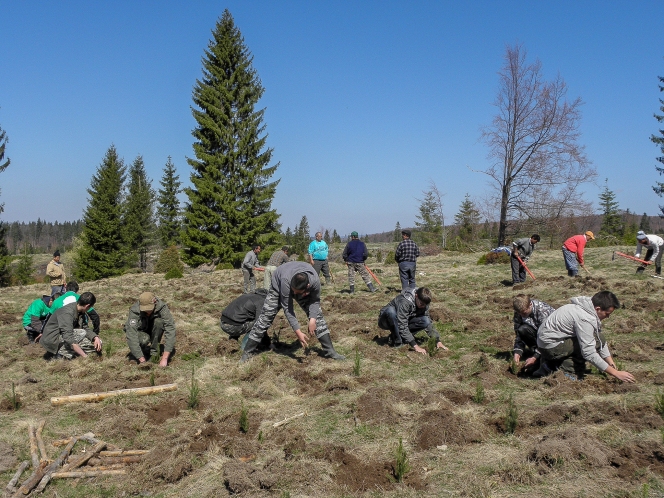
[{"x1": 308, "y1": 232, "x2": 331, "y2": 285}]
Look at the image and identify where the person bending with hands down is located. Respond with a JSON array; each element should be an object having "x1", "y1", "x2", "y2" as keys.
[
  {"x1": 377, "y1": 287, "x2": 448, "y2": 355},
  {"x1": 241, "y1": 261, "x2": 345, "y2": 363},
  {"x1": 125, "y1": 292, "x2": 176, "y2": 368},
  {"x1": 535, "y1": 291, "x2": 635, "y2": 383},
  {"x1": 635, "y1": 231, "x2": 664, "y2": 275},
  {"x1": 512, "y1": 294, "x2": 554, "y2": 372}
]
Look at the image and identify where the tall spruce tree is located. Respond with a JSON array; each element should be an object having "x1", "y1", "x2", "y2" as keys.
[
  {"x1": 75, "y1": 145, "x2": 127, "y2": 281},
  {"x1": 393, "y1": 222, "x2": 401, "y2": 242},
  {"x1": 454, "y1": 194, "x2": 481, "y2": 242},
  {"x1": 157, "y1": 156, "x2": 182, "y2": 247},
  {"x1": 124, "y1": 155, "x2": 155, "y2": 270},
  {"x1": 332, "y1": 229, "x2": 341, "y2": 244},
  {"x1": 640, "y1": 213, "x2": 652, "y2": 232},
  {"x1": 598, "y1": 179, "x2": 623, "y2": 237},
  {"x1": 0, "y1": 120, "x2": 10, "y2": 286},
  {"x1": 652, "y1": 74, "x2": 664, "y2": 215},
  {"x1": 182, "y1": 10, "x2": 280, "y2": 266}
]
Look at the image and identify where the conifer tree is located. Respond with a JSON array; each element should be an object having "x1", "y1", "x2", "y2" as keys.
[
  {"x1": 75, "y1": 145, "x2": 127, "y2": 281},
  {"x1": 332, "y1": 229, "x2": 341, "y2": 244},
  {"x1": 324, "y1": 229, "x2": 330, "y2": 244},
  {"x1": 454, "y1": 194, "x2": 481, "y2": 242},
  {"x1": 652, "y1": 74, "x2": 664, "y2": 215},
  {"x1": 393, "y1": 222, "x2": 402, "y2": 242},
  {"x1": 124, "y1": 155, "x2": 155, "y2": 270},
  {"x1": 157, "y1": 156, "x2": 182, "y2": 247},
  {"x1": 640, "y1": 213, "x2": 652, "y2": 232},
  {"x1": 598, "y1": 179, "x2": 623, "y2": 237},
  {"x1": 182, "y1": 10, "x2": 280, "y2": 266}
]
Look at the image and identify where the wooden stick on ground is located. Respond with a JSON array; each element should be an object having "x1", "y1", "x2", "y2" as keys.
[
  {"x1": 272, "y1": 412, "x2": 306, "y2": 428},
  {"x1": 51, "y1": 470, "x2": 126, "y2": 478},
  {"x1": 99, "y1": 450, "x2": 150, "y2": 457},
  {"x1": 15, "y1": 437, "x2": 77, "y2": 496},
  {"x1": 52, "y1": 433, "x2": 120, "y2": 450},
  {"x1": 35, "y1": 420, "x2": 48, "y2": 462},
  {"x1": 60, "y1": 440, "x2": 106, "y2": 472},
  {"x1": 83, "y1": 464, "x2": 127, "y2": 471},
  {"x1": 51, "y1": 383, "x2": 178, "y2": 406},
  {"x1": 28, "y1": 424, "x2": 39, "y2": 469},
  {"x1": 5, "y1": 461, "x2": 29, "y2": 494},
  {"x1": 89, "y1": 455, "x2": 144, "y2": 466}
]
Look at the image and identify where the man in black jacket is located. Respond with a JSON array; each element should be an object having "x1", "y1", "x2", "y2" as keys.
[{"x1": 221, "y1": 288, "x2": 271, "y2": 350}]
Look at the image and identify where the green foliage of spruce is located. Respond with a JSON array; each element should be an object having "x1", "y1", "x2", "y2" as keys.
[
  {"x1": 215, "y1": 262, "x2": 234, "y2": 270},
  {"x1": 455, "y1": 194, "x2": 481, "y2": 242},
  {"x1": 154, "y1": 246, "x2": 185, "y2": 274},
  {"x1": 239, "y1": 404, "x2": 249, "y2": 433},
  {"x1": 352, "y1": 347, "x2": 361, "y2": 376},
  {"x1": 505, "y1": 393, "x2": 518, "y2": 434},
  {"x1": 598, "y1": 179, "x2": 623, "y2": 238},
  {"x1": 187, "y1": 366, "x2": 200, "y2": 409},
  {"x1": 157, "y1": 156, "x2": 182, "y2": 247},
  {"x1": 652, "y1": 74, "x2": 664, "y2": 215},
  {"x1": 4, "y1": 382, "x2": 20, "y2": 410},
  {"x1": 181, "y1": 10, "x2": 280, "y2": 267},
  {"x1": 123, "y1": 155, "x2": 156, "y2": 271},
  {"x1": 472, "y1": 381, "x2": 485, "y2": 404},
  {"x1": 384, "y1": 251, "x2": 396, "y2": 265},
  {"x1": 164, "y1": 267, "x2": 184, "y2": 280},
  {"x1": 639, "y1": 212, "x2": 652, "y2": 233},
  {"x1": 394, "y1": 437, "x2": 410, "y2": 482},
  {"x1": 13, "y1": 247, "x2": 34, "y2": 285},
  {"x1": 426, "y1": 336, "x2": 438, "y2": 357},
  {"x1": 75, "y1": 145, "x2": 128, "y2": 281},
  {"x1": 393, "y1": 221, "x2": 402, "y2": 242},
  {"x1": 0, "y1": 122, "x2": 10, "y2": 287}
]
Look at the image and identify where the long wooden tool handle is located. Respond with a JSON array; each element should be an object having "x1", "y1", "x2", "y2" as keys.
[
  {"x1": 514, "y1": 254, "x2": 536, "y2": 280},
  {"x1": 51, "y1": 384, "x2": 177, "y2": 406}
]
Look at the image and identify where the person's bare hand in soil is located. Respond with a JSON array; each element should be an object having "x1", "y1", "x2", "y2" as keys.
[{"x1": 413, "y1": 345, "x2": 427, "y2": 355}]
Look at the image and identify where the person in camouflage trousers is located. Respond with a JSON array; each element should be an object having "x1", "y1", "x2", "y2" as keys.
[
  {"x1": 263, "y1": 246, "x2": 290, "y2": 289},
  {"x1": 124, "y1": 292, "x2": 176, "y2": 368},
  {"x1": 342, "y1": 231, "x2": 375, "y2": 293},
  {"x1": 512, "y1": 294, "x2": 555, "y2": 371}
]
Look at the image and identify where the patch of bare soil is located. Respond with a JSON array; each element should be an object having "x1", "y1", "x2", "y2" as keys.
[
  {"x1": 323, "y1": 295, "x2": 374, "y2": 314},
  {"x1": 485, "y1": 334, "x2": 513, "y2": 351},
  {"x1": 487, "y1": 295, "x2": 513, "y2": 309},
  {"x1": 147, "y1": 401, "x2": 181, "y2": 424},
  {"x1": 611, "y1": 441, "x2": 664, "y2": 480},
  {"x1": 0, "y1": 395, "x2": 21, "y2": 411},
  {"x1": 440, "y1": 388, "x2": 473, "y2": 405},
  {"x1": 416, "y1": 408, "x2": 485, "y2": 449},
  {"x1": 215, "y1": 338, "x2": 240, "y2": 357},
  {"x1": 356, "y1": 390, "x2": 395, "y2": 423},
  {"x1": 326, "y1": 446, "x2": 401, "y2": 492},
  {"x1": 529, "y1": 429, "x2": 611, "y2": 471},
  {"x1": 0, "y1": 313, "x2": 19, "y2": 325},
  {"x1": 631, "y1": 298, "x2": 664, "y2": 313},
  {"x1": 585, "y1": 402, "x2": 663, "y2": 430},
  {"x1": 223, "y1": 457, "x2": 281, "y2": 494},
  {"x1": 138, "y1": 445, "x2": 193, "y2": 484},
  {"x1": 530, "y1": 404, "x2": 581, "y2": 427},
  {"x1": 23, "y1": 342, "x2": 44, "y2": 357},
  {"x1": 0, "y1": 442, "x2": 17, "y2": 472}
]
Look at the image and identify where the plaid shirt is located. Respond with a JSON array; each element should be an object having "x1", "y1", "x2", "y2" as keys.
[
  {"x1": 513, "y1": 299, "x2": 555, "y2": 356},
  {"x1": 267, "y1": 250, "x2": 289, "y2": 267},
  {"x1": 395, "y1": 239, "x2": 419, "y2": 263}
]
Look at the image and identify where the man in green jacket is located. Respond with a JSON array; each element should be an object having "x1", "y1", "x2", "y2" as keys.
[
  {"x1": 22, "y1": 293, "x2": 60, "y2": 343},
  {"x1": 51, "y1": 281, "x2": 101, "y2": 335},
  {"x1": 124, "y1": 292, "x2": 176, "y2": 368},
  {"x1": 40, "y1": 292, "x2": 101, "y2": 360}
]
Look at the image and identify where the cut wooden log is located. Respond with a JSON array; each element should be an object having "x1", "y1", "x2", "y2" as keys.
[
  {"x1": 60, "y1": 441, "x2": 106, "y2": 472},
  {"x1": 28, "y1": 424, "x2": 39, "y2": 469},
  {"x1": 35, "y1": 420, "x2": 48, "y2": 462},
  {"x1": 83, "y1": 464, "x2": 127, "y2": 470},
  {"x1": 98, "y1": 450, "x2": 150, "y2": 457},
  {"x1": 52, "y1": 433, "x2": 120, "y2": 450},
  {"x1": 5, "y1": 461, "x2": 29, "y2": 494},
  {"x1": 97, "y1": 455, "x2": 143, "y2": 465},
  {"x1": 272, "y1": 411, "x2": 306, "y2": 428},
  {"x1": 15, "y1": 437, "x2": 77, "y2": 496},
  {"x1": 51, "y1": 383, "x2": 178, "y2": 406},
  {"x1": 51, "y1": 470, "x2": 126, "y2": 478}
]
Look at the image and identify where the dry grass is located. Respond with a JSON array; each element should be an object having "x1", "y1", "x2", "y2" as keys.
[{"x1": 1, "y1": 244, "x2": 664, "y2": 496}]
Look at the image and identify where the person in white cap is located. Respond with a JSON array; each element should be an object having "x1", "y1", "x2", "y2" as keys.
[
  {"x1": 124, "y1": 292, "x2": 176, "y2": 367},
  {"x1": 635, "y1": 231, "x2": 664, "y2": 275}
]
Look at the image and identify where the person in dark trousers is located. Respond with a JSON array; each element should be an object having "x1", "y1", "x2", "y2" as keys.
[
  {"x1": 220, "y1": 288, "x2": 271, "y2": 350},
  {"x1": 635, "y1": 231, "x2": 664, "y2": 275},
  {"x1": 511, "y1": 234, "x2": 540, "y2": 284},
  {"x1": 242, "y1": 245, "x2": 263, "y2": 293},
  {"x1": 241, "y1": 261, "x2": 345, "y2": 362},
  {"x1": 22, "y1": 293, "x2": 60, "y2": 343},
  {"x1": 40, "y1": 292, "x2": 101, "y2": 360},
  {"x1": 512, "y1": 294, "x2": 554, "y2": 372},
  {"x1": 50, "y1": 281, "x2": 101, "y2": 336},
  {"x1": 377, "y1": 287, "x2": 448, "y2": 354},
  {"x1": 124, "y1": 292, "x2": 176, "y2": 368},
  {"x1": 535, "y1": 291, "x2": 635, "y2": 382},
  {"x1": 46, "y1": 250, "x2": 67, "y2": 296},
  {"x1": 342, "y1": 231, "x2": 375, "y2": 293},
  {"x1": 395, "y1": 229, "x2": 419, "y2": 290},
  {"x1": 308, "y1": 232, "x2": 331, "y2": 285}
]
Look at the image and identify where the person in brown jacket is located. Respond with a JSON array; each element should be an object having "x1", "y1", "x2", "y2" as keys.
[{"x1": 46, "y1": 250, "x2": 67, "y2": 296}]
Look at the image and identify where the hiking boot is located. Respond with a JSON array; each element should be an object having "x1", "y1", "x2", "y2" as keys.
[
  {"x1": 368, "y1": 283, "x2": 376, "y2": 293},
  {"x1": 657, "y1": 266, "x2": 662, "y2": 275},
  {"x1": 318, "y1": 334, "x2": 345, "y2": 360},
  {"x1": 532, "y1": 363, "x2": 552, "y2": 378},
  {"x1": 240, "y1": 337, "x2": 262, "y2": 363}
]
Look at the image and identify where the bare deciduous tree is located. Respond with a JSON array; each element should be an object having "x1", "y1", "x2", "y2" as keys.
[{"x1": 480, "y1": 44, "x2": 596, "y2": 246}]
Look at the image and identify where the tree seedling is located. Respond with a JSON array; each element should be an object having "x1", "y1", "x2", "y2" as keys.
[
  {"x1": 426, "y1": 336, "x2": 438, "y2": 357},
  {"x1": 149, "y1": 370, "x2": 155, "y2": 387},
  {"x1": 505, "y1": 393, "x2": 518, "y2": 434},
  {"x1": 4, "y1": 382, "x2": 20, "y2": 410},
  {"x1": 187, "y1": 366, "x2": 200, "y2": 409},
  {"x1": 104, "y1": 340, "x2": 113, "y2": 358},
  {"x1": 394, "y1": 437, "x2": 410, "y2": 483},
  {"x1": 150, "y1": 351, "x2": 160, "y2": 364},
  {"x1": 239, "y1": 404, "x2": 249, "y2": 433},
  {"x1": 352, "y1": 347, "x2": 361, "y2": 377},
  {"x1": 472, "y1": 381, "x2": 485, "y2": 404},
  {"x1": 509, "y1": 359, "x2": 519, "y2": 375},
  {"x1": 655, "y1": 389, "x2": 664, "y2": 418}
]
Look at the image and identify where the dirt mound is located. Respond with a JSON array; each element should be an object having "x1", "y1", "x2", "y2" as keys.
[
  {"x1": 611, "y1": 441, "x2": 664, "y2": 479},
  {"x1": 23, "y1": 342, "x2": 44, "y2": 357},
  {"x1": 441, "y1": 388, "x2": 473, "y2": 405},
  {"x1": 0, "y1": 441, "x2": 17, "y2": 472},
  {"x1": 323, "y1": 295, "x2": 374, "y2": 314},
  {"x1": 0, "y1": 313, "x2": 19, "y2": 325},
  {"x1": 530, "y1": 404, "x2": 581, "y2": 426},
  {"x1": 485, "y1": 334, "x2": 513, "y2": 350},
  {"x1": 215, "y1": 338, "x2": 240, "y2": 357},
  {"x1": 530, "y1": 429, "x2": 611, "y2": 470},
  {"x1": 416, "y1": 408, "x2": 485, "y2": 449},
  {"x1": 631, "y1": 298, "x2": 664, "y2": 313},
  {"x1": 223, "y1": 458, "x2": 280, "y2": 493},
  {"x1": 138, "y1": 445, "x2": 193, "y2": 483},
  {"x1": 586, "y1": 402, "x2": 663, "y2": 430},
  {"x1": 147, "y1": 401, "x2": 181, "y2": 424},
  {"x1": 356, "y1": 390, "x2": 395, "y2": 423}
]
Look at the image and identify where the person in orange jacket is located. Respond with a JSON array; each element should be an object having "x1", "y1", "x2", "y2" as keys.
[{"x1": 562, "y1": 231, "x2": 594, "y2": 277}]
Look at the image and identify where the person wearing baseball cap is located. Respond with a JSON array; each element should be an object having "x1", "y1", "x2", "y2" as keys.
[
  {"x1": 562, "y1": 231, "x2": 594, "y2": 277},
  {"x1": 635, "y1": 230, "x2": 664, "y2": 275},
  {"x1": 342, "y1": 231, "x2": 376, "y2": 293},
  {"x1": 124, "y1": 291, "x2": 176, "y2": 367}
]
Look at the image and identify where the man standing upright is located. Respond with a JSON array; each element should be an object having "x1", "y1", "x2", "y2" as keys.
[
  {"x1": 342, "y1": 231, "x2": 375, "y2": 293},
  {"x1": 562, "y1": 231, "x2": 594, "y2": 277},
  {"x1": 635, "y1": 231, "x2": 664, "y2": 275},
  {"x1": 242, "y1": 245, "x2": 263, "y2": 294},
  {"x1": 395, "y1": 229, "x2": 419, "y2": 290},
  {"x1": 308, "y1": 232, "x2": 331, "y2": 285},
  {"x1": 263, "y1": 246, "x2": 290, "y2": 289},
  {"x1": 241, "y1": 261, "x2": 345, "y2": 362},
  {"x1": 511, "y1": 234, "x2": 540, "y2": 284},
  {"x1": 46, "y1": 250, "x2": 66, "y2": 296}
]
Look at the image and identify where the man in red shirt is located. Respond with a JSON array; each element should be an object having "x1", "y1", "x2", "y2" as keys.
[{"x1": 562, "y1": 231, "x2": 594, "y2": 277}]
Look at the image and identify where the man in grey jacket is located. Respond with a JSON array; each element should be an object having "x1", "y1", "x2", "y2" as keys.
[
  {"x1": 241, "y1": 261, "x2": 345, "y2": 362},
  {"x1": 242, "y1": 245, "x2": 264, "y2": 293},
  {"x1": 535, "y1": 291, "x2": 635, "y2": 382},
  {"x1": 41, "y1": 292, "x2": 101, "y2": 360},
  {"x1": 511, "y1": 234, "x2": 540, "y2": 284},
  {"x1": 377, "y1": 287, "x2": 448, "y2": 354}
]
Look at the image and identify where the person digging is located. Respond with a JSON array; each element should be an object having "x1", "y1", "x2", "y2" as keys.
[{"x1": 512, "y1": 294, "x2": 554, "y2": 373}]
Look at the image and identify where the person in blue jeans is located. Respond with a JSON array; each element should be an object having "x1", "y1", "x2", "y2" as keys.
[
  {"x1": 395, "y1": 229, "x2": 419, "y2": 290},
  {"x1": 377, "y1": 287, "x2": 448, "y2": 355}
]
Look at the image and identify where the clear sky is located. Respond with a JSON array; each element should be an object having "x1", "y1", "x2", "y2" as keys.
[{"x1": 1, "y1": 1, "x2": 663, "y2": 236}]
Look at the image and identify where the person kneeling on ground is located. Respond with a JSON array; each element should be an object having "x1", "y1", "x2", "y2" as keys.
[
  {"x1": 535, "y1": 291, "x2": 635, "y2": 382},
  {"x1": 40, "y1": 292, "x2": 101, "y2": 360},
  {"x1": 241, "y1": 261, "x2": 345, "y2": 363},
  {"x1": 51, "y1": 281, "x2": 101, "y2": 336},
  {"x1": 125, "y1": 292, "x2": 176, "y2": 368},
  {"x1": 22, "y1": 293, "x2": 60, "y2": 343},
  {"x1": 377, "y1": 287, "x2": 448, "y2": 355},
  {"x1": 220, "y1": 288, "x2": 271, "y2": 350},
  {"x1": 512, "y1": 294, "x2": 554, "y2": 372}
]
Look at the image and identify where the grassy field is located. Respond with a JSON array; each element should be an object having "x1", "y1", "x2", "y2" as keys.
[{"x1": 1, "y1": 244, "x2": 664, "y2": 497}]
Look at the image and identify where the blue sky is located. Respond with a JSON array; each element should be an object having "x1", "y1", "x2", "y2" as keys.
[{"x1": 1, "y1": 1, "x2": 663, "y2": 236}]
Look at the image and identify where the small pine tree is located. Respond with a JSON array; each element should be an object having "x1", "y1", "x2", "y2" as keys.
[
  {"x1": 393, "y1": 221, "x2": 401, "y2": 242},
  {"x1": 124, "y1": 155, "x2": 155, "y2": 271},
  {"x1": 157, "y1": 156, "x2": 182, "y2": 247},
  {"x1": 332, "y1": 229, "x2": 341, "y2": 243},
  {"x1": 415, "y1": 189, "x2": 443, "y2": 243},
  {"x1": 75, "y1": 145, "x2": 127, "y2": 281},
  {"x1": 454, "y1": 194, "x2": 480, "y2": 242},
  {"x1": 598, "y1": 179, "x2": 623, "y2": 238},
  {"x1": 323, "y1": 229, "x2": 330, "y2": 244},
  {"x1": 14, "y1": 246, "x2": 34, "y2": 285},
  {"x1": 640, "y1": 213, "x2": 652, "y2": 232}
]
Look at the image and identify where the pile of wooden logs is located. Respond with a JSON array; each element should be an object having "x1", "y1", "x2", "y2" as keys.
[{"x1": 5, "y1": 422, "x2": 148, "y2": 496}]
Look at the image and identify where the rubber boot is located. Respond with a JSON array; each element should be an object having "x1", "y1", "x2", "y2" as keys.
[
  {"x1": 318, "y1": 334, "x2": 345, "y2": 360},
  {"x1": 636, "y1": 266, "x2": 645, "y2": 274},
  {"x1": 368, "y1": 283, "x2": 376, "y2": 293},
  {"x1": 350, "y1": 285, "x2": 355, "y2": 294},
  {"x1": 657, "y1": 266, "x2": 662, "y2": 275},
  {"x1": 240, "y1": 337, "x2": 261, "y2": 363}
]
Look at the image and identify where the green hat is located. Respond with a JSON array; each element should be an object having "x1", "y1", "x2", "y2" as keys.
[{"x1": 351, "y1": 231, "x2": 359, "y2": 237}]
